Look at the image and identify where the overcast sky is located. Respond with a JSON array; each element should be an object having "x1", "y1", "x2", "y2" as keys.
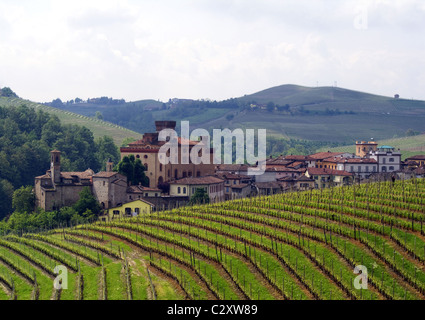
[{"x1": 1, "y1": 0, "x2": 425, "y2": 103}]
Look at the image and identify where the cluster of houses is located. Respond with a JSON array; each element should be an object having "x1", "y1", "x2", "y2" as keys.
[{"x1": 34, "y1": 121, "x2": 425, "y2": 221}]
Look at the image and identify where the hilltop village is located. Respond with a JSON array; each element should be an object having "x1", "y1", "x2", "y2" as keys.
[{"x1": 34, "y1": 121, "x2": 425, "y2": 221}]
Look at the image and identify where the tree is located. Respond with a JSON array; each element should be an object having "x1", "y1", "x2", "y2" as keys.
[
  {"x1": 189, "y1": 188, "x2": 210, "y2": 205},
  {"x1": 405, "y1": 128, "x2": 418, "y2": 137},
  {"x1": 266, "y1": 102, "x2": 275, "y2": 112},
  {"x1": 0, "y1": 87, "x2": 18, "y2": 98},
  {"x1": 73, "y1": 187, "x2": 101, "y2": 217},
  {"x1": 12, "y1": 186, "x2": 35, "y2": 213},
  {"x1": 95, "y1": 135, "x2": 119, "y2": 170},
  {"x1": 0, "y1": 180, "x2": 14, "y2": 219},
  {"x1": 116, "y1": 155, "x2": 148, "y2": 186},
  {"x1": 51, "y1": 98, "x2": 64, "y2": 108},
  {"x1": 95, "y1": 111, "x2": 103, "y2": 120}
]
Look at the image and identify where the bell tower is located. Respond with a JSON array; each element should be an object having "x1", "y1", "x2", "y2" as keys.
[
  {"x1": 106, "y1": 158, "x2": 114, "y2": 172},
  {"x1": 51, "y1": 150, "x2": 61, "y2": 184}
]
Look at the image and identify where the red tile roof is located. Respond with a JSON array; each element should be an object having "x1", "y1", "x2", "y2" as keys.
[
  {"x1": 93, "y1": 172, "x2": 120, "y2": 178},
  {"x1": 127, "y1": 185, "x2": 162, "y2": 193},
  {"x1": 170, "y1": 176, "x2": 224, "y2": 185},
  {"x1": 407, "y1": 155, "x2": 425, "y2": 161},
  {"x1": 309, "y1": 152, "x2": 345, "y2": 160},
  {"x1": 284, "y1": 155, "x2": 315, "y2": 161},
  {"x1": 307, "y1": 168, "x2": 353, "y2": 176}
]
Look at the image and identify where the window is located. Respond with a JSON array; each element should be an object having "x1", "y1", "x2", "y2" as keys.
[
  {"x1": 383, "y1": 158, "x2": 386, "y2": 164},
  {"x1": 389, "y1": 166, "x2": 394, "y2": 171},
  {"x1": 350, "y1": 166, "x2": 354, "y2": 172},
  {"x1": 144, "y1": 163, "x2": 148, "y2": 170},
  {"x1": 373, "y1": 166, "x2": 376, "y2": 172},
  {"x1": 197, "y1": 171, "x2": 201, "y2": 177},
  {"x1": 160, "y1": 164, "x2": 163, "y2": 171},
  {"x1": 358, "y1": 166, "x2": 361, "y2": 172},
  {"x1": 389, "y1": 158, "x2": 394, "y2": 162},
  {"x1": 382, "y1": 166, "x2": 387, "y2": 172},
  {"x1": 144, "y1": 155, "x2": 148, "y2": 159},
  {"x1": 365, "y1": 166, "x2": 369, "y2": 173},
  {"x1": 178, "y1": 187, "x2": 181, "y2": 194},
  {"x1": 135, "y1": 208, "x2": 140, "y2": 214},
  {"x1": 136, "y1": 155, "x2": 140, "y2": 159}
]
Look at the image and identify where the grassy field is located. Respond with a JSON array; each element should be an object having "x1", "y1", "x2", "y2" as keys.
[
  {"x1": 0, "y1": 97, "x2": 142, "y2": 146},
  {"x1": 318, "y1": 134, "x2": 425, "y2": 160},
  {"x1": 1, "y1": 178, "x2": 424, "y2": 300}
]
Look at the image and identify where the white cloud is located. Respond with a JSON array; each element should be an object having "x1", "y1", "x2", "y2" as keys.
[{"x1": 0, "y1": 0, "x2": 425, "y2": 102}]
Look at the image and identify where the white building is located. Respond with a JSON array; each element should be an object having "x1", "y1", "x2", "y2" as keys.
[
  {"x1": 368, "y1": 146, "x2": 401, "y2": 173},
  {"x1": 169, "y1": 176, "x2": 225, "y2": 203},
  {"x1": 335, "y1": 158, "x2": 378, "y2": 179}
]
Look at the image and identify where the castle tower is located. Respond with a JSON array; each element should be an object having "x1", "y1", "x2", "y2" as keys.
[
  {"x1": 50, "y1": 150, "x2": 61, "y2": 184},
  {"x1": 356, "y1": 141, "x2": 378, "y2": 158},
  {"x1": 106, "y1": 158, "x2": 114, "y2": 172}
]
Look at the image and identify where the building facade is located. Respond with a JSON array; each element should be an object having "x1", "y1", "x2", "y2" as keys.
[
  {"x1": 169, "y1": 176, "x2": 225, "y2": 203},
  {"x1": 368, "y1": 146, "x2": 401, "y2": 173},
  {"x1": 120, "y1": 121, "x2": 216, "y2": 189}
]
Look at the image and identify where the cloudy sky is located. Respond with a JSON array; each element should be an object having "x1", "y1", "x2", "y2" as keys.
[{"x1": 1, "y1": 0, "x2": 425, "y2": 103}]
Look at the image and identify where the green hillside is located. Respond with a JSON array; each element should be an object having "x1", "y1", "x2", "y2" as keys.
[
  {"x1": 0, "y1": 179, "x2": 424, "y2": 300},
  {"x1": 0, "y1": 97, "x2": 142, "y2": 146}
]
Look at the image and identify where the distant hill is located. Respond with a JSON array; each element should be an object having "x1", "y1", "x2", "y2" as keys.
[
  {"x1": 35, "y1": 84, "x2": 425, "y2": 144},
  {"x1": 0, "y1": 97, "x2": 142, "y2": 146}
]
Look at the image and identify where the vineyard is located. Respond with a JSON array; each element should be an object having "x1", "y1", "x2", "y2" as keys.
[{"x1": 0, "y1": 178, "x2": 424, "y2": 300}]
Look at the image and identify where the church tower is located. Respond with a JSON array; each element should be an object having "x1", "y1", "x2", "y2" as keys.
[
  {"x1": 51, "y1": 150, "x2": 61, "y2": 184},
  {"x1": 106, "y1": 158, "x2": 114, "y2": 172}
]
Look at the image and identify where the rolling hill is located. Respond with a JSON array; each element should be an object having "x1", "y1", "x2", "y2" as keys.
[
  {"x1": 48, "y1": 84, "x2": 425, "y2": 145},
  {"x1": 0, "y1": 96, "x2": 142, "y2": 146}
]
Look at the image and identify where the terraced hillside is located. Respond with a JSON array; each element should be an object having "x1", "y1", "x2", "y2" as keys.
[
  {"x1": 0, "y1": 178, "x2": 424, "y2": 300},
  {"x1": 0, "y1": 96, "x2": 142, "y2": 146}
]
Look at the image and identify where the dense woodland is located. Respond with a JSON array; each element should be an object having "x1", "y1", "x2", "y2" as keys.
[{"x1": 0, "y1": 104, "x2": 120, "y2": 225}]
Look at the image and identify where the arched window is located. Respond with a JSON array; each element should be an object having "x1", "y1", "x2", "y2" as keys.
[
  {"x1": 178, "y1": 187, "x2": 181, "y2": 194},
  {"x1": 183, "y1": 187, "x2": 186, "y2": 194},
  {"x1": 144, "y1": 163, "x2": 148, "y2": 170}
]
